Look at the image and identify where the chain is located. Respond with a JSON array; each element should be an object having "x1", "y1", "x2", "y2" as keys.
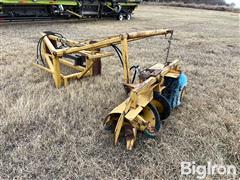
[{"x1": 165, "y1": 32, "x2": 173, "y2": 64}]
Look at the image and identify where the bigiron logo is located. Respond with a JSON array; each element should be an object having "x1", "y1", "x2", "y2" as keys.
[{"x1": 180, "y1": 161, "x2": 237, "y2": 179}]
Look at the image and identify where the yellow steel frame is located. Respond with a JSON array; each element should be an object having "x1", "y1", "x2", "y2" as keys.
[
  {"x1": 33, "y1": 29, "x2": 182, "y2": 150},
  {"x1": 105, "y1": 60, "x2": 182, "y2": 150},
  {"x1": 33, "y1": 29, "x2": 173, "y2": 88}
]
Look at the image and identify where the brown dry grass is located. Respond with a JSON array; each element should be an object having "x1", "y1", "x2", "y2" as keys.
[{"x1": 0, "y1": 5, "x2": 239, "y2": 179}]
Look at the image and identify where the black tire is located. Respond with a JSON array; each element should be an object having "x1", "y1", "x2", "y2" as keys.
[
  {"x1": 114, "y1": 4, "x2": 122, "y2": 13},
  {"x1": 151, "y1": 91, "x2": 171, "y2": 120},
  {"x1": 126, "y1": 13, "x2": 131, "y2": 20},
  {"x1": 117, "y1": 13, "x2": 124, "y2": 21}
]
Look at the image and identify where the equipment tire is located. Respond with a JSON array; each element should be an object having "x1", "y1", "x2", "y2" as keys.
[
  {"x1": 114, "y1": 4, "x2": 122, "y2": 13},
  {"x1": 126, "y1": 13, "x2": 131, "y2": 20},
  {"x1": 151, "y1": 91, "x2": 171, "y2": 120},
  {"x1": 117, "y1": 13, "x2": 124, "y2": 21}
]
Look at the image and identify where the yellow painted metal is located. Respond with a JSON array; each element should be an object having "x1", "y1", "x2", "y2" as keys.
[
  {"x1": 33, "y1": 29, "x2": 183, "y2": 150},
  {"x1": 165, "y1": 70, "x2": 181, "y2": 78},
  {"x1": 126, "y1": 127, "x2": 137, "y2": 150},
  {"x1": 125, "y1": 106, "x2": 143, "y2": 121},
  {"x1": 34, "y1": 34, "x2": 116, "y2": 87},
  {"x1": 54, "y1": 58, "x2": 62, "y2": 88},
  {"x1": 151, "y1": 99, "x2": 164, "y2": 115},
  {"x1": 133, "y1": 78, "x2": 157, "y2": 107},
  {"x1": 138, "y1": 106, "x2": 156, "y2": 132},
  {"x1": 121, "y1": 36, "x2": 130, "y2": 83},
  {"x1": 108, "y1": 99, "x2": 130, "y2": 115},
  {"x1": 135, "y1": 114, "x2": 148, "y2": 128},
  {"x1": 105, "y1": 58, "x2": 182, "y2": 150},
  {"x1": 34, "y1": 29, "x2": 173, "y2": 88},
  {"x1": 33, "y1": 62, "x2": 53, "y2": 74},
  {"x1": 114, "y1": 113, "x2": 125, "y2": 145}
]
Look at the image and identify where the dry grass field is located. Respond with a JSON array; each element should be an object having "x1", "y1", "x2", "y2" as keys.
[{"x1": 0, "y1": 5, "x2": 239, "y2": 179}]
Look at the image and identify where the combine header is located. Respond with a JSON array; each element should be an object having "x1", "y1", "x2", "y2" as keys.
[
  {"x1": 34, "y1": 29, "x2": 188, "y2": 150},
  {"x1": 0, "y1": 0, "x2": 140, "y2": 21}
]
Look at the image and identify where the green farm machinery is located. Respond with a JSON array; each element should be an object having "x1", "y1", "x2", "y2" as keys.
[{"x1": 0, "y1": 0, "x2": 141, "y2": 21}]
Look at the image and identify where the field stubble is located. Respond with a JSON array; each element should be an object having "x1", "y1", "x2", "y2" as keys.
[{"x1": 0, "y1": 5, "x2": 239, "y2": 179}]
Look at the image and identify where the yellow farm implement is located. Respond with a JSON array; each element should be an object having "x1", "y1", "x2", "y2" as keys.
[{"x1": 34, "y1": 29, "x2": 188, "y2": 150}]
